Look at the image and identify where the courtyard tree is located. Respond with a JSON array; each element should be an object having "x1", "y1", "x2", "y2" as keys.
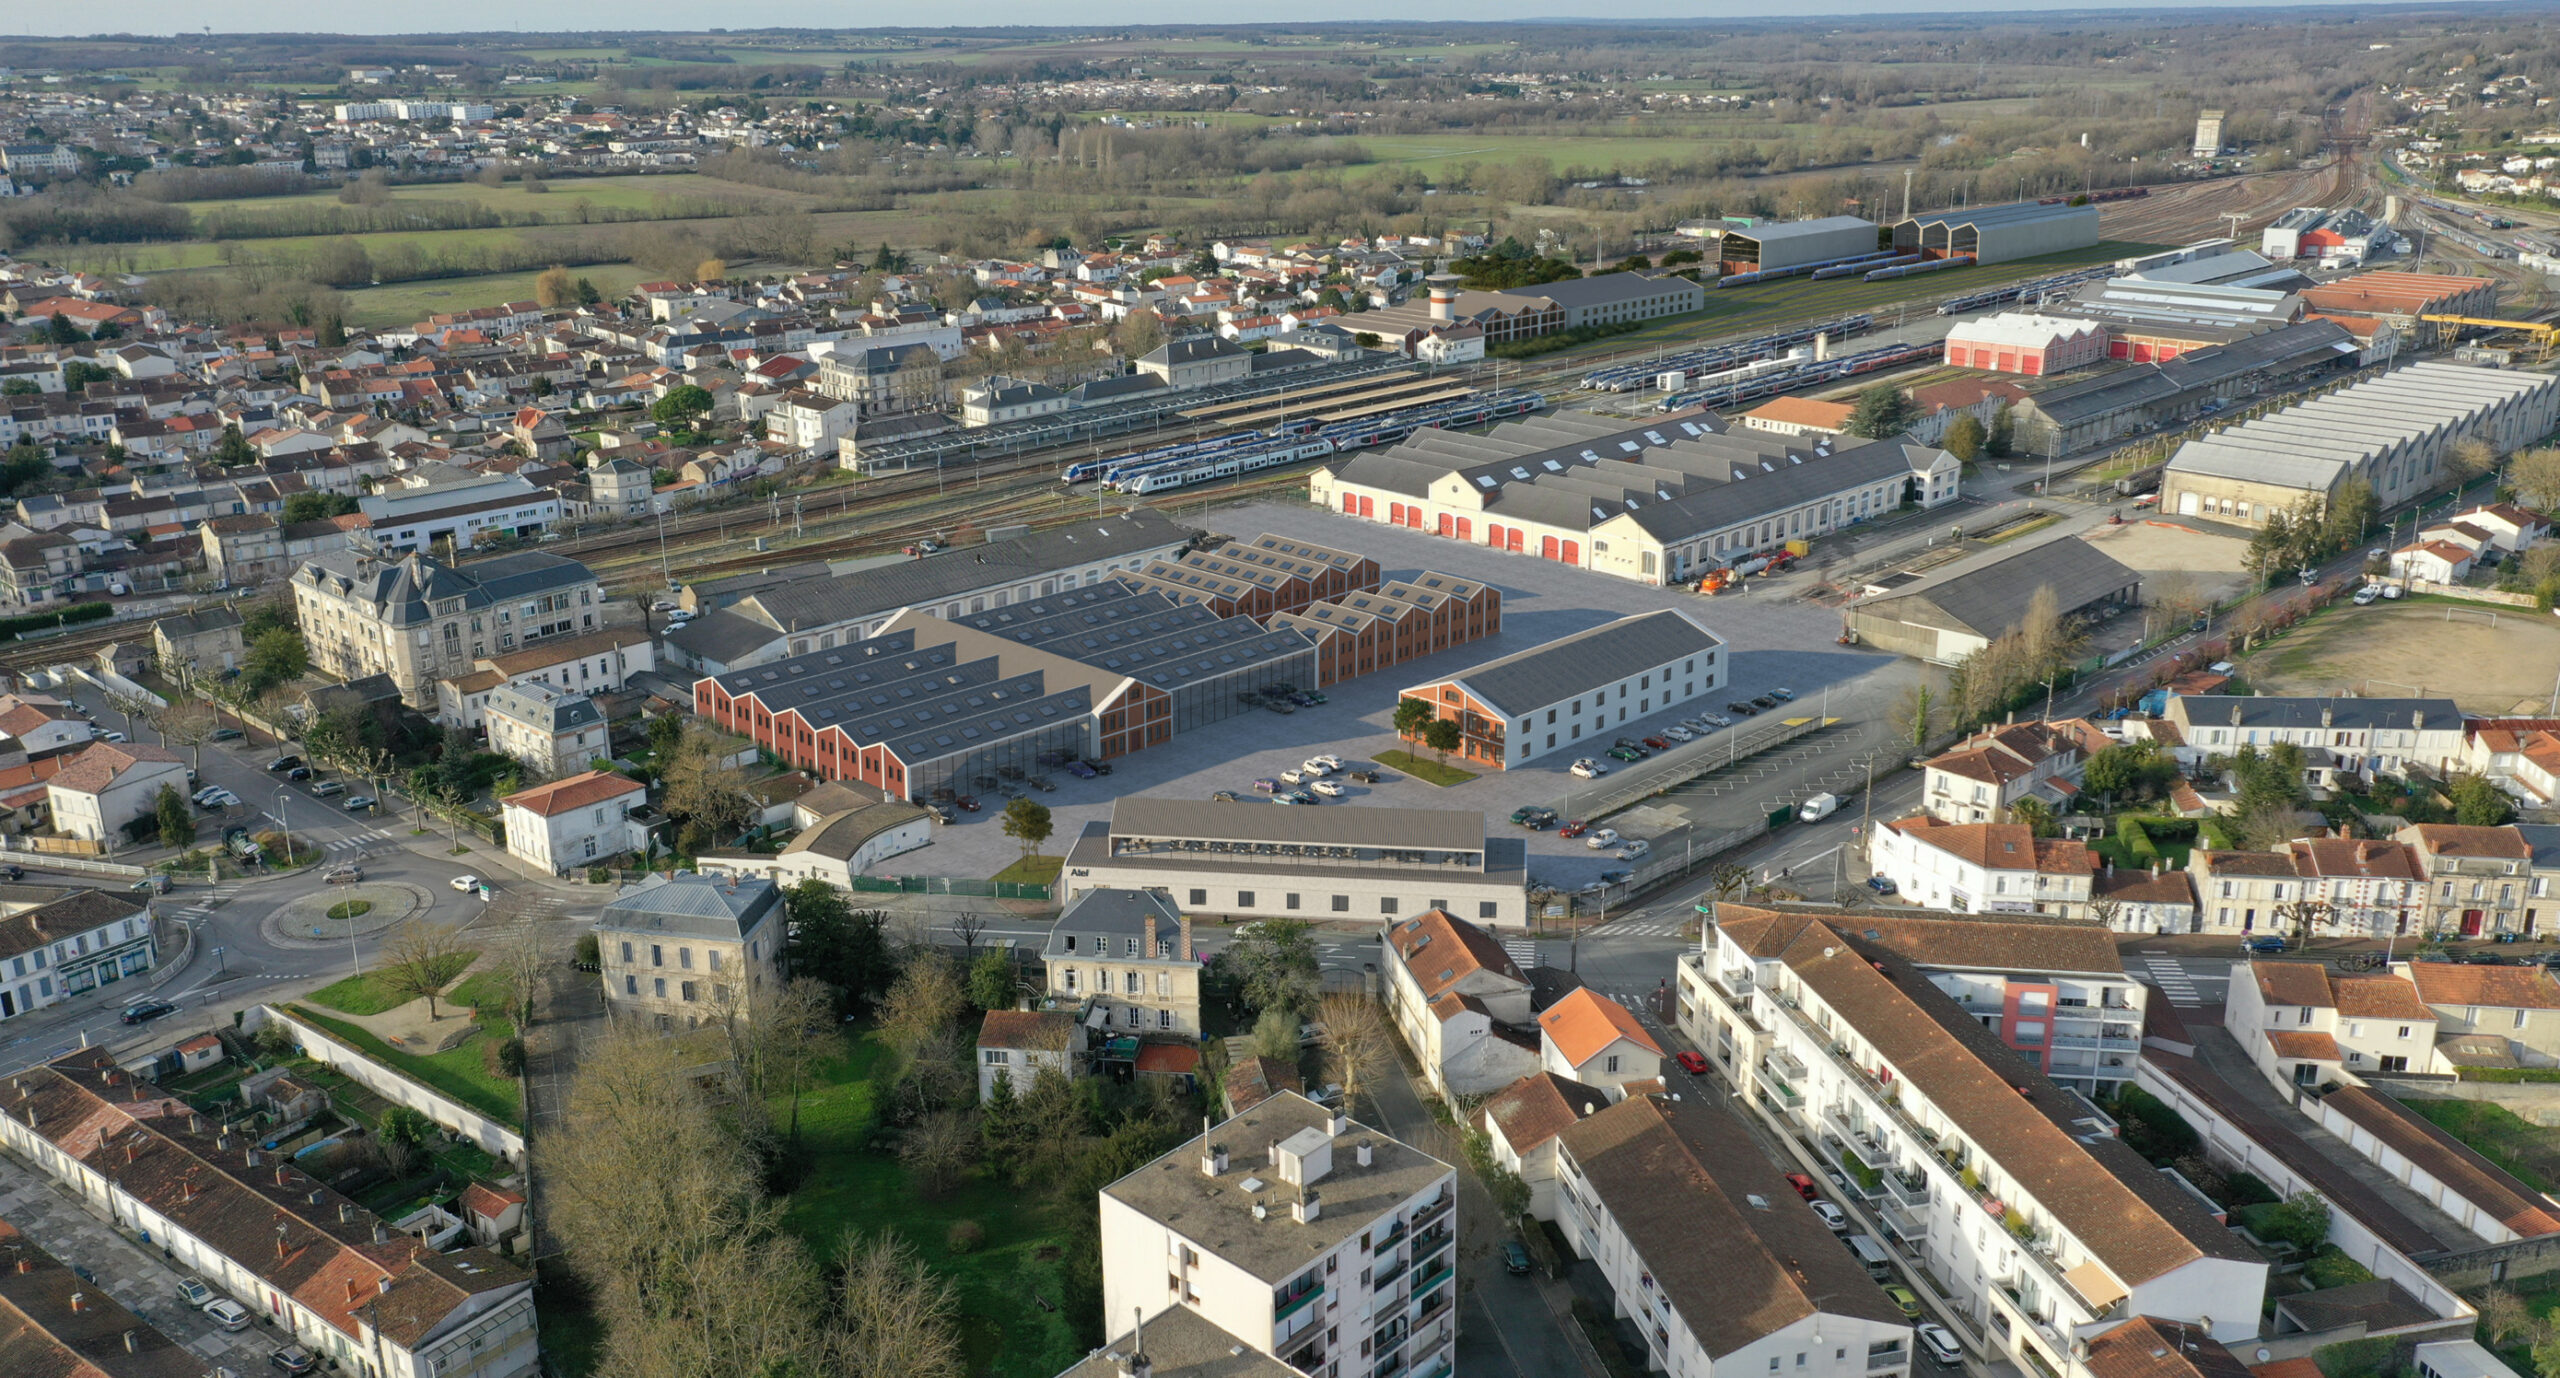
[
  {"x1": 1845, "y1": 384, "x2": 1918, "y2": 439},
  {"x1": 1889, "y1": 682, "x2": 1934, "y2": 752},
  {"x1": 1000, "y1": 796, "x2": 1053, "y2": 861},
  {"x1": 651, "y1": 383, "x2": 715, "y2": 432},
  {"x1": 376, "y1": 918, "x2": 475, "y2": 1020},
  {"x1": 1225, "y1": 916, "x2": 1320, "y2": 1017},
  {"x1": 1392, "y1": 696, "x2": 1435, "y2": 741},
  {"x1": 1421, "y1": 717, "x2": 1462, "y2": 768},
  {"x1": 2509, "y1": 446, "x2": 2560, "y2": 509},
  {"x1": 154, "y1": 783, "x2": 195, "y2": 849},
  {"x1": 1942, "y1": 412, "x2": 1987, "y2": 462},
  {"x1": 1314, "y1": 991, "x2": 1393, "y2": 1115},
  {"x1": 2449, "y1": 772, "x2": 2517, "y2": 827}
]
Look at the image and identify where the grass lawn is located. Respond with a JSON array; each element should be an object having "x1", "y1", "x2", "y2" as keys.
[
  {"x1": 990, "y1": 855, "x2": 1062, "y2": 888},
  {"x1": 533, "y1": 1270, "x2": 607, "y2": 1378},
  {"x1": 325, "y1": 899, "x2": 373, "y2": 922},
  {"x1": 1376, "y1": 749, "x2": 1477, "y2": 787},
  {"x1": 337, "y1": 263, "x2": 657, "y2": 328},
  {"x1": 446, "y1": 971, "x2": 513, "y2": 1012},
  {"x1": 775, "y1": 1030, "x2": 1085, "y2": 1378},
  {"x1": 2399, "y1": 1098, "x2": 2560, "y2": 1193},
  {"x1": 287, "y1": 1005, "x2": 522, "y2": 1129}
]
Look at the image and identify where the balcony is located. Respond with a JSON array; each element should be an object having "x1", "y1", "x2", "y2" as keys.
[
  {"x1": 1372, "y1": 1256, "x2": 1408, "y2": 1291},
  {"x1": 1274, "y1": 1280, "x2": 1325, "y2": 1324},
  {"x1": 1712, "y1": 965, "x2": 1756, "y2": 999},
  {"x1": 1884, "y1": 1169, "x2": 1929, "y2": 1210},
  {"x1": 1880, "y1": 1194, "x2": 1927, "y2": 1241},
  {"x1": 1411, "y1": 1259, "x2": 1454, "y2": 1301},
  {"x1": 1411, "y1": 1194, "x2": 1453, "y2": 1232},
  {"x1": 1411, "y1": 1286, "x2": 1453, "y2": 1329},
  {"x1": 1415, "y1": 1353, "x2": 1454, "y2": 1378},
  {"x1": 1761, "y1": 1075, "x2": 1806, "y2": 1111},
  {"x1": 1372, "y1": 1220, "x2": 1406, "y2": 1254},
  {"x1": 1869, "y1": 1347, "x2": 1911, "y2": 1371},
  {"x1": 2050, "y1": 1033, "x2": 2100, "y2": 1051},
  {"x1": 1764, "y1": 1048, "x2": 1807, "y2": 1082}
]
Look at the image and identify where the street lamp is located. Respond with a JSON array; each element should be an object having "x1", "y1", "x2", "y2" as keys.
[{"x1": 274, "y1": 786, "x2": 296, "y2": 868}]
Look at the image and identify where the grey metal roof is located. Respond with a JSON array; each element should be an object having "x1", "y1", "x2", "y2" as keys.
[
  {"x1": 2513, "y1": 824, "x2": 2560, "y2": 871},
  {"x1": 1425, "y1": 609, "x2": 1723, "y2": 718},
  {"x1": 1534, "y1": 271, "x2": 1705, "y2": 311},
  {"x1": 1894, "y1": 198, "x2": 2098, "y2": 232},
  {"x1": 733, "y1": 509, "x2": 1192, "y2": 635},
  {"x1": 2169, "y1": 694, "x2": 2460, "y2": 734},
  {"x1": 297, "y1": 548, "x2": 599, "y2": 629},
  {"x1": 484, "y1": 680, "x2": 602, "y2": 735},
  {"x1": 597, "y1": 872, "x2": 780, "y2": 941},
  {"x1": 1044, "y1": 886, "x2": 1184, "y2": 959},
  {"x1": 1145, "y1": 336, "x2": 1248, "y2": 366},
  {"x1": 1851, "y1": 537, "x2": 2140, "y2": 640},
  {"x1": 1724, "y1": 214, "x2": 1875, "y2": 244},
  {"x1": 1109, "y1": 796, "x2": 1488, "y2": 854},
  {"x1": 705, "y1": 628, "x2": 1102, "y2": 769},
  {"x1": 943, "y1": 580, "x2": 1317, "y2": 691}
]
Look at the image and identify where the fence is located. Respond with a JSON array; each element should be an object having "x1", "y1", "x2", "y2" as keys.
[
  {"x1": 1553, "y1": 714, "x2": 1841, "y2": 821},
  {"x1": 8, "y1": 834, "x2": 108, "y2": 858},
  {"x1": 847, "y1": 875, "x2": 1053, "y2": 900},
  {"x1": 0, "y1": 842, "x2": 145, "y2": 877},
  {"x1": 247, "y1": 1004, "x2": 527, "y2": 1165}
]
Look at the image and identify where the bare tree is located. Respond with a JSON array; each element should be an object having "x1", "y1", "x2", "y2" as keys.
[
  {"x1": 897, "y1": 1108, "x2": 979, "y2": 1197},
  {"x1": 376, "y1": 918, "x2": 475, "y2": 1019},
  {"x1": 1314, "y1": 992, "x2": 1393, "y2": 1116},
  {"x1": 719, "y1": 976, "x2": 834, "y2": 1144},
  {"x1": 2085, "y1": 894, "x2": 2125, "y2": 934},
  {"x1": 498, "y1": 920, "x2": 548, "y2": 1028},
  {"x1": 950, "y1": 911, "x2": 986, "y2": 957},
  {"x1": 830, "y1": 1231, "x2": 963, "y2": 1378},
  {"x1": 1706, "y1": 863, "x2": 1753, "y2": 906},
  {"x1": 877, "y1": 951, "x2": 966, "y2": 1058},
  {"x1": 151, "y1": 699, "x2": 218, "y2": 772},
  {"x1": 103, "y1": 689, "x2": 157, "y2": 741}
]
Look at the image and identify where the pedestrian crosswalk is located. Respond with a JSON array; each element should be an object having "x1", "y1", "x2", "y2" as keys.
[
  {"x1": 172, "y1": 887, "x2": 238, "y2": 922},
  {"x1": 2139, "y1": 953, "x2": 2202, "y2": 1007},
  {"x1": 322, "y1": 828, "x2": 401, "y2": 853},
  {"x1": 1594, "y1": 918, "x2": 1690, "y2": 938}
]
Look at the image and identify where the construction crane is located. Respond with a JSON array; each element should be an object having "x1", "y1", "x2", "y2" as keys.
[{"x1": 2418, "y1": 314, "x2": 2560, "y2": 361}]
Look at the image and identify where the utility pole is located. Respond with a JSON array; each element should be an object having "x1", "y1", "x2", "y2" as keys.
[
  {"x1": 2220, "y1": 211, "x2": 2247, "y2": 244},
  {"x1": 1901, "y1": 168, "x2": 1913, "y2": 221}
]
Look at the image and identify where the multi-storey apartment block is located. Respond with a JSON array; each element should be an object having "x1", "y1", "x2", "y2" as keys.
[
  {"x1": 1677, "y1": 904, "x2": 2265, "y2": 1375},
  {"x1": 1100, "y1": 1092, "x2": 1457, "y2": 1378}
]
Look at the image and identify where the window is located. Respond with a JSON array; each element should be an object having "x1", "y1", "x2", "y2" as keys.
[
  {"x1": 1605, "y1": 1055, "x2": 1620, "y2": 1073},
  {"x1": 619, "y1": 941, "x2": 633, "y2": 963},
  {"x1": 679, "y1": 948, "x2": 693, "y2": 970},
  {"x1": 1238, "y1": 891, "x2": 1256, "y2": 908},
  {"x1": 680, "y1": 981, "x2": 696, "y2": 1002},
  {"x1": 1287, "y1": 894, "x2": 1301, "y2": 910},
  {"x1": 708, "y1": 951, "x2": 723, "y2": 973},
  {"x1": 652, "y1": 978, "x2": 666, "y2": 998},
  {"x1": 1190, "y1": 888, "x2": 1207, "y2": 906},
  {"x1": 1063, "y1": 968, "x2": 1078, "y2": 992},
  {"x1": 623, "y1": 975, "x2": 637, "y2": 995},
  {"x1": 650, "y1": 945, "x2": 663, "y2": 967},
  {"x1": 1159, "y1": 1009, "x2": 1173, "y2": 1030},
  {"x1": 1380, "y1": 897, "x2": 1398, "y2": 916},
  {"x1": 1480, "y1": 902, "x2": 1500, "y2": 920},
  {"x1": 985, "y1": 1050, "x2": 1011, "y2": 1065},
  {"x1": 1333, "y1": 895, "x2": 1350, "y2": 913}
]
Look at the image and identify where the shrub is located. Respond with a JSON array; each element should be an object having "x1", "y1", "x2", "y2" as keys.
[
  {"x1": 586, "y1": 866, "x2": 612, "y2": 884},
  {"x1": 573, "y1": 933, "x2": 599, "y2": 965},
  {"x1": 496, "y1": 1037, "x2": 527, "y2": 1078},
  {"x1": 2304, "y1": 1245, "x2": 2376, "y2": 1289},
  {"x1": 2223, "y1": 1171, "x2": 2281, "y2": 1208},
  {"x1": 946, "y1": 1220, "x2": 986, "y2": 1254}
]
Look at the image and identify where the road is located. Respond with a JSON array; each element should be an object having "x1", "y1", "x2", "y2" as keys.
[{"x1": 0, "y1": 685, "x2": 577, "y2": 1079}]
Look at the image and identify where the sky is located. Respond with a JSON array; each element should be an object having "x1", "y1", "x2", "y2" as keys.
[{"x1": 2, "y1": 0, "x2": 2485, "y2": 40}]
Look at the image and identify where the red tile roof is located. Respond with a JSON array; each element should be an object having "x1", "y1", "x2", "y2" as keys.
[
  {"x1": 2403, "y1": 962, "x2": 2560, "y2": 1011},
  {"x1": 1537, "y1": 988, "x2": 1661, "y2": 1066},
  {"x1": 500, "y1": 769, "x2": 642, "y2": 818},
  {"x1": 2321, "y1": 1086, "x2": 2560, "y2": 1236}
]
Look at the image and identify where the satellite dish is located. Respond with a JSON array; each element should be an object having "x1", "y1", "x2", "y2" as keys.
[{"x1": 2257, "y1": 1350, "x2": 2272, "y2": 1363}]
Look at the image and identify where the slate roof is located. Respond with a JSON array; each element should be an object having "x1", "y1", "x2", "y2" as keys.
[
  {"x1": 1477, "y1": 1071, "x2": 1609, "y2": 1153},
  {"x1": 0, "y1": 1216, "x2": 208, "y2": 1378},
  {"x1": 296, "y1": 549, "x2": 596, "y2": 630},
  {"x1": 1043, "y1": 887, "x2": 1185, "y2": 961},
  {"x1": 596, "y1": 871, "x2": 779, "y2": 942},
  {"x1": 727, "y1": 509, "x2": 1190, "y2": 635},
  {"x1": 483, "y1": 681, "x2": 602, "y2": 736},
  {"x1": 1417, "y1": 609, "x2": 1722, "y2": 718}
]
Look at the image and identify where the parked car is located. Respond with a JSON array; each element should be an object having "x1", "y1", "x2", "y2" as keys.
[
  {"x1": 1559, "y1": 820, "x2": 1589, "y2": 839},
  {"x1": 1264, "y1": 700, "x2": 1296, "y2": 714},
  {"x1": 1612, "y1": 737, "x2": 1642, "y2": 751},
  {"x1": 1810, "y1": 1201, "x2": 1849, "y2": 1232},
  {"x1": 1642, "y1": 736, "x2": 1672, "y2": 751},
  {"x1": 310, "y1": 781, "x2": 345, "y2": 797},
  {"x1": 1254, "y1": 778, "x2": 1280, "y2": 793},
  {"x1": 1700, "y1": 713, "x2": 1733, "y2": 728},
  {"x1": 2240, "y1": 935, "x2": 2287, "y2": 954},
  {"x1": 205, "y1": 1299, "x2": 253, "y2": 1332},
  {"x1": 1270, "y1": 792, "x2": 1302, "y2": 805},
  {"x1": 1210, "y1": 790, "x2": 1239, "y2": 803},
  {"x1": 450, "y1": 875, "x2": 480, "y2": 893},
  {"x1": 271, "y1": 1346, "x2": 319, "y2": 1376},
  {"x1": 1080, "y1": 759, "x2": 1112, "y2": 776},
  {"x1": 1867, "y1": 875, "x2": 1898, "y2": 895},
  {"x1": 121, "y1": 1000, "x2": 177, "y2": 1025},
  {"x1": 1509, "y1": 805, "x2": 1545, "y2": 826},
  {"x1": 210, "y1": 727, "x2": 244, "y2": 741},
  {"x1": 955, "y1": 795, "x2": 981, "y2": 812},
  {"x1": 1605, "y1": 747, "x2": 1643, "y2": 763},
  {"x1": 0, "y1": 865, "x2": 19, "y2": 881},
  {"x1": 1285, "y1": 789, "x2": 1319, "y2": 805},
  {"x1": 343, "y1": 796, "x2": 376, "y2": 813},
  {"x1": 1280, "y1": 769, "x2": 1307, "y2": 785},
  {"x1": 1596, "y1": 869, "x2": 1632, "y2": 885},
  {"x1": 927, "y1": 804, "x2": 956, "y2": 825},
  {"x1": 1347, "y1": 769, "x2": 1382, "y2": 784},
  {"x1": 325, "y1": 866, "x2": 363, "y2": 885},
  {"x1": 1616, "y1": 839, "x2": 1650, "y2": 861},
  {"x1": 1570, "y1": 758, "x2": 1607, "y2": 779},
  {"x1": 1884, "y1": 1285, "x2": 1923, "y2": 1320},
  {"x1": 1500, "y1": 1239, "x2": 1532, "y2": 1274},
  {"x1": 1769, "y1": 688, "x2": 1796, "y2": 702},
  {"x1": 1585, "y1": 827, "x2": 1621, "y2": 850},
  {"x1": 1520, "y1": 808, "x2": 1557, "y2": 829},
  {"x1": 203, "y1": 789, "x2": 239, "y2": 808},
  {"x1": 266, "y1": 756, "x2": 300, "y2": 772},
  {"x1": 1675, "y1": 1050, "x2": 1709, "y2": 1075},
  {"x1": 176, "y1": 1277, "x2": 214, "y2": 1308},
  {"x1": 1918, "y1": 1324, "x2": 1964, "y2": 1367},
  {"x1": 1286, "y1": 692, "x2": 1319, "y2": 708},
  {"x1": 285, "y1": 766, "x2": 312, "y2": 781},
  {"x1": 2354, "y1": 585, "x2": 2382, "y2": 605},
  {"x1": 1065, "y1": 761, "x2": 1099, "y2": 779},
  {"x1": 1784, "y1": 1173, "x2": 1819, "y2": 1202},
  {"x1": 1727, "y1": 701, "x2": 1759, "y2": 716},
  {"x1": 1310, "y1": 779, "x2": 1345, "y2": 797},
  {"x1": 1750, "y1": 695, "x2": 1779, "y2": 710},
  {"x1": 1662, "y1": 725, "x2": 1694, "y2": 742},
  {"x1": 101, "y1": 730, "x2": 127, "y2": 743},
  {"x1": 1305, "y1": 754, "x2": 1343, "y2": 771}
]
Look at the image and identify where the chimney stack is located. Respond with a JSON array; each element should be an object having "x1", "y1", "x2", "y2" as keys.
[
  {"x1": 68, "y1": 1293, "x2": 83, "y2": 1313},
  {"x1": 1177, "y1": 914, "x2": 1193, "y2": 962},
  {"x1": 1327, "y1": 1110, "x2": 1348, "y2": 1139},
  {"x1": 1293, "y1": 1191, "x2": 1322, "y2": 1224},
  {"x1": 1143, "y1": 912, "x2": 1157, "y2": 961},
  {"x1": 13, "y1": 1259, "x2": 28, "y2": 1274},
  {"x1": 1356, "y1": 1139, "x2": 1374, "y2": 1168},
  {"x1": 1201, "y1": 1142, "x2": 1228, "y2": 1177}
]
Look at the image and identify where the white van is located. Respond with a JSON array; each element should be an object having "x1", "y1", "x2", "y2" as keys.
[
  {"x1": 1799, "y1": 792, "x2": 1840, "y2": 823},
  {"x1": 1845, "y1": 1233, "x2": 1892, "y2": 1280}
]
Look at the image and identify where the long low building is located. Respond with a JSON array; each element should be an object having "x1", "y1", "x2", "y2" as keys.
[
  {"x1": 694, "y1": 589, "x2": 1316, "y2": 800},
  {"x1": 2007, "y1": 317, "x2": 2359, "y2": 455},
  {"x1": 1120, "y1": 531, "x2": 1380, "y2": 620},
  {"x1": 1399, "y1": 609, "x2": 1724, "y2": 770},
  {"x1": 1845, "y1": 536, "x2": 2141, "y2": 665},
  {"x1": 1707, "y1": 214, "x2": 1880, "y2": 274},
  {"x1": 1062, "y1": 796, "x2": 1529, "y2": 928},
  {"x1": 2161, "y1": 361, "x2": 2560, "y2": 526},
  {"x1": 1268, "y1": 571, "x2": 1502, "y2": 687},
  {"x1": 1889, "y1": 198, "x2": 2099, "y2": 264},
  {"x1": 1310, "y1": 409, "x2": 1960, "y2": 588},
  {"x1": 0, "y1": 1050, "x2": 539, "y2": 1378},
  {"x1": 1943, "y1": 313, "x2": 2110, "y2": 376}
]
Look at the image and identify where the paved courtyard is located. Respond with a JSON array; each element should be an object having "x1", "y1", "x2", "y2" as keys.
[{"x1": 902, "y1": 499, "x2": 1927, "y2": 894}]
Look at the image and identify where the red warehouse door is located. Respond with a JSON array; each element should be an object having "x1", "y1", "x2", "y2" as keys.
[{"x1": 1540, "y1": 535, "x2": 1560, "y2": 560}]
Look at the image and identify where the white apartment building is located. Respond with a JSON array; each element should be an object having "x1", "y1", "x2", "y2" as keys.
[
  {"x1": 2162, "y1": 695, "x2": 2466, "y2": 777},
  {"x1": 1677, "y1": 904, "x2": 2266, "y2": 1375},
  {"x1": 0, "y1": 885, "x2": 156, "y2": 1021},
  {"x1": 0, "y1": 1050, "x2": 539, "y2": 1378},
  {"x1": 498, "y1": 770, "x2": 648, "y2": 876},
  {"x1": 44, "y1": 741, "x2": 189, "y2": 845},
  {"x1": 356, "y1": 474, "x2": 561, "y2": 553},
  {"x1": 1557, "y1": 1093, "x2": 1914, "y2": 1378},
  {"x1": 482, "y1": 681, "x2": 608, "y2": 776},
  {"x1": 1919, "y1": 721, "x2": 2091, "y2": 824},
  {"x1": 1398, "y1": 609, "x2": 1724, "y2": 772},
  {"x1": 1099, "y1": 1092, "x2": 1458, "y2": 1378},
  {"x1": 1869, "y1": 817, "x2": 2096, "y2": 920}
]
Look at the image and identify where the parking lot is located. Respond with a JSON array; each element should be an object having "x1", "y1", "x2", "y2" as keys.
[{"x1": 907, "y1": 499, "x2": 1932, "y2": 893}]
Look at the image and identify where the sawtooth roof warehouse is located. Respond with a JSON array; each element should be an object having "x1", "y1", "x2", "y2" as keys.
[{"x1": 1309, "y1": 408, "x2": 1961, "y2": 587}]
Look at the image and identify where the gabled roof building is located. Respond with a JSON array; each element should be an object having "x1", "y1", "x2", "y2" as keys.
[{"x1": 1396, "y1": 609, "x2": 1724, "y2": 770}]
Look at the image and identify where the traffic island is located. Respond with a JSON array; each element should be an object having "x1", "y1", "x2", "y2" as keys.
[{"x1": 264, "y1": 883, "x2": 429, "y2": 950}]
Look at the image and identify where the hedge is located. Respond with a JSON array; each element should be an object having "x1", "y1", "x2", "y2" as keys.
[
  {"x1": 2456, "y1": 1067, "x2": 2560, "y2": 1083},
  {"x1": 0, "y1": 601, "x2": 111, "y2": 641}
]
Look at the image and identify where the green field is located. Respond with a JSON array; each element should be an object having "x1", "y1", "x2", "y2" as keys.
[
  {"x1": 175, "y1": 172, "x2": 807, "y2": 218},
  {"x1": 287, "y1": 1004, "x2": 522, "y2": 1128},
  {"x1": 336, "y1": 264, "x2": 655, "y2": 327},
  {"x1": 1354, "y1": 130, "x2": 1784, "y2": 176}
]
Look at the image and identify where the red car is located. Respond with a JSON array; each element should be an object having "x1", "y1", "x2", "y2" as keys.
[
  {"x1": 955, "y1": 795, "x2": 981, "y2": 812},
  {"x1": 1676, "y1": 1050, "x2": 1710, "y2": 1076},
  {"x1": 1784, "y1": 1172, "x2": 1819, "y2": 1202},
  {"x1": 1558, "y1": 820, "x2": 1589, "y2": 839},
  {"x1": 1643, "y1": 736, "x2": 1673, "y2": 751}
]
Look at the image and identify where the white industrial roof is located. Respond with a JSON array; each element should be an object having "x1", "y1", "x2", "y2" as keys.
[{"x1": 1946, "y1": 313, "x2": 2108, "y2": 350}]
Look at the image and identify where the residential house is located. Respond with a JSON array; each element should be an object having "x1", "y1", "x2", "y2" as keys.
[
  {"x1": 1097, "y1": 1091, "x2": 1457, "y2": 1378},
  {"x1": 44, "y1": 742, "x2": 187, "y2": 845},
  {"x1": 0, "y1": 1216, "x2": 204, "y2": 1378},
  {"x1": 1224, "y1": 1054, "x2": 1305, "y2": 1116},
  {"x1": 0, "y1": 886, "x2": 155, "y2": 1021},
  {"x1": 457, "y1": 1183, "x2": 527, "y2": 1252},
  {"x1": 1919, "y1": 720, "x2": 2091, "y2": 824},
  {"x1": 1382, "y1": 908, "x2": 1538, "y2": 1097},
  {"x1": 2162, "y1": 694, "x2": 2465, "y2": 776},
  {"x1": 150, "y1": 607, "x2": 246, "y2": 678},
  {"x1": 1040, "y1": 888, "x2": 1203, "y2": 1039},
  {"x1": 1868, "y1": 817, "x2": 2096, "y2": 919},
  {"x1": 0, "y1": 695, "x2": 95, "y2": 758},
  {"x1": 1476, "y1": 1070, "x2": 1608, "y2": 1220},
  {"x1": 1676, "y1": 904, "x2": 2270, "y2": 1374},
  {"x1": 2398, "y1": 962, "x2": 2560, "y2": 1068},
  {"x1": 433, "y1": 628, "x2": 655, "y2": 731},
  {"x1": 977, "y1": 1009, "x2": 1084, "y2": 1103},
  {"x1": 2224, "y1": 959, "x2": 2446, "y2": 1090},
  {"x1": 2397, "y1": 824, "x2": 2537, "y2": 938},
  {"x1": 499, "y1": 770, "x2": 647, "y2": 877},
  {"x1": 482, "y1": 681, "x2": 609, "y2": 776},
  {"x1": 2282, "y1": 837, "x2": 2426, "y2": 940},
  {"x1": 594, "y1": 871, "x2": 784, "y2": 1028},
  {"x1": 292, "y1": 548, "x2": 607, "y2": 709},
  {"x1": 2460, "y1": 722, "x2": 2560, "y2": 811},
  {"x1": 1536, "y1": 988, "x2": 1662, "y2": 1095},
  {"x1": 1557, "y1": 1093, "x2": 1915, "y2": 1378},
  {"x1": 2092, "y1": 865, "x2": 2201, "y2": 936}
]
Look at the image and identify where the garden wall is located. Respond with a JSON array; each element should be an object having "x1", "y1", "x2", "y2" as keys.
[{"x1": 246, "y1": 1003, "x2": 526, "y2": 1164}]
